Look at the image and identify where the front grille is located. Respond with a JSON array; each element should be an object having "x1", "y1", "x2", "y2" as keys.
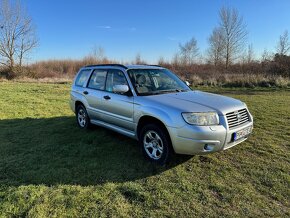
[{"x1": 226, "y1": 108, "x2": 250, "y2": 129}]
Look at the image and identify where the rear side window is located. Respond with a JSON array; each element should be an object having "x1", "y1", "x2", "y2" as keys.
[
  {"x1": 75, "y1": 69, "x2": 91, "y2": 87},
  {"x1": 87, "y1": 70, "x2": 107, "y2": 90}
]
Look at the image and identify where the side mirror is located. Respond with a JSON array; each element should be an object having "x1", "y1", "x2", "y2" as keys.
[
  {"x1": 113, "y1": 84, "x2": 129, "y2": 94},
  {"x1": 185, "y1": 81, "x2": 190, "y2": 86}
]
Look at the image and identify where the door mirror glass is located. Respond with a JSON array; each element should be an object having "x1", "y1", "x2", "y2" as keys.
[{"x1": 113, "y1": 84, "x2": 129, "y2": 94}]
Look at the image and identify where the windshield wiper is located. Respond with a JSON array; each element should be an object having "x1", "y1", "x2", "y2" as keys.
[
  {"x1": 175, "y1": 89, "x2": 188, "y2": 92},
  {"x1": 146, "y1": 89, "x2": 188, "y2": 95},
  {"x1": 160, "y1": 89, "x2": 188, "y2": 93}
]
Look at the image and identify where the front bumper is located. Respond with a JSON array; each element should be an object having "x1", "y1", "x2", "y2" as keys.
[{"x1": 168, "y1": 121, "x2": 253, "y2": 155}]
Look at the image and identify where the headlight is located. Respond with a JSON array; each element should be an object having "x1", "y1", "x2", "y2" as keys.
[{"x1": 182, "y1": 112, "x2": 219, "y2": 125}]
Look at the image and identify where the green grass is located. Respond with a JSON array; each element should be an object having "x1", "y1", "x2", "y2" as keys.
[{"x1": 0, "y1": 82, "x2": 289, "y2": 217}]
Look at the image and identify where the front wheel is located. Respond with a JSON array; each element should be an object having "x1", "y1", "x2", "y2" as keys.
[
  {"x1": 76, "y1": 104, "x2": 91, "y2": 129},
  {"x1": 139, "y1": 124, "x2": 172, "y2": 165}
]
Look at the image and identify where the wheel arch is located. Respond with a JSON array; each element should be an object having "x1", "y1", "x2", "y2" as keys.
[
  {"x1": 137, "y1": 115, "x2": 173, "y2": 150},
  {"x1": 75, "y1": 100, "x2": 85, "y2": 111}
]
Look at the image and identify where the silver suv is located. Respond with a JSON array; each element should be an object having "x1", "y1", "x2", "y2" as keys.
[{"x1": 70, "y1": 64, "x2": 253, "y2": 164}]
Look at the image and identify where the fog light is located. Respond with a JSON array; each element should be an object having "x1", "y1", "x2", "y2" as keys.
[
  {"x1": 204, "y1": 144, "x2": 214, "y2": 151},
  {"x1": 232, "y1": 132, "x2": 237, "y2": 141}
]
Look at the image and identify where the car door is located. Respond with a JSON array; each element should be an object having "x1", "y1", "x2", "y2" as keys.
[
  {"x1": 98, "y1": 69, "x2": 135, "y2": 131},
  {"x1": 84, "y1": 69, "x2": 108, "y2": 120}
]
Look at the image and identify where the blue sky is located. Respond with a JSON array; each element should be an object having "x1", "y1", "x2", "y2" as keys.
[{"x1": 23, "y1": 0, "x2": 290, "y2": 63}]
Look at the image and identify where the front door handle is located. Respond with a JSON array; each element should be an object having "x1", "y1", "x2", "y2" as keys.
[
  {"x1": 83, "y1": 91, "x2": 89, "y2": 95},
  {"x1": 103, "y1": 95, "x2": 111, "y2": 100}
]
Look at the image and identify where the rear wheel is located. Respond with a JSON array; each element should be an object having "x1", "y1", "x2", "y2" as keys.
[
  {"x1": 139, "y1": 124, "x2": 172, "y2": 165},
  {"x1": 76, "y1": 104, "x2": 91, "y2": 129}
]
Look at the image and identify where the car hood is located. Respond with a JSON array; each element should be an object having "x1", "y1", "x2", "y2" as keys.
[{"x1": 145, "y1": 90, "x2": 245, "y2": 115}]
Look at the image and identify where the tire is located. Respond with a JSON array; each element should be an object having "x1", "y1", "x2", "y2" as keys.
[
  {"x1": 139, "y1": 124, "x2": 172, "y2": 165},
  {"x1": 76, "y1": 104, "x2": 91, "y2": 129}
]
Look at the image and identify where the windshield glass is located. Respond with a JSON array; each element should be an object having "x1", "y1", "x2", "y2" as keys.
[{"x1": 127, "y1": 68, "x2": 190, "y2": 96}]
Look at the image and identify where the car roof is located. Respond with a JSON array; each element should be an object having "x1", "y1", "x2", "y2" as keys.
[
  {"x1": 125, "y1": 65, "x2": 164, "y2": 70},
  {"x1": 83, "y1": 64, "x2": 164, "y2": 70}
]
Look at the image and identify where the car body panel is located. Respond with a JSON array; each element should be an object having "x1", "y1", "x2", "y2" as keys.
[
  {"x1": 92, "y1": 90, "x2": 134, "y2": 131},
  {"x1": 165, "y1": 90, "x2": 245, "y2": 114}
]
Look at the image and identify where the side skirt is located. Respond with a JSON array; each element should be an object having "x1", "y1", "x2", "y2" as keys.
[{"x1": 90, "y1": 119, "x2": 137, "y2": 139}]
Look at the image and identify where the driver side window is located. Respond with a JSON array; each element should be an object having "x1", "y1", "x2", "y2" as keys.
[{"x1": 105, "y1": 70, "x2": 128, "y2": 94}]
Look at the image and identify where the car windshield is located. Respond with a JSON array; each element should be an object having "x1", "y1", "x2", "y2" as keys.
[{"x1": 127, "y1": 68, "x2": 191, "y2": 96}]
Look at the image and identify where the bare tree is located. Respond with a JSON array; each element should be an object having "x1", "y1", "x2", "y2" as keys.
[
  {"x1": 135, "y1": 53, "x2": 141, "y2": 64},
  {"x1": 246, "y1": 44, "x2": 254, "y2": 63},
  {"x1": 261, "y1": 48, "x2": 272, "y2": 62},
  {"x1": 158, "y1": 56, "x2": 165, "y2": 65},
  {"x1": 171, "y1": 53, "x2": 180, "y2": 66},
  {"x1": 134, "y1": 53, "x2": 146, "y2": 64},
  {"x1": 0, "y1": 0, "x2": 37, "y2": 77},
  {"x1": 179, "y1": 37, "x2": 199, "y2": 65},
  {"x1": 218, "y1": 7, "x2": 247, "y2": 68},
  {"x1": 276, "y1": 30, "x2": 290, "y2": 55},
  {"x1": 207, "y1": 27, "x2": 224, "y2": 66},
  {"x1": 91, "y1": 46, "x2": 106, "y2": 60}
]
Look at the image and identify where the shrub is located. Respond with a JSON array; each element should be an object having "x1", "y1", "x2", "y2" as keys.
[{"x1": 1, "y1": 56, "x2": 289, "y2": 87}]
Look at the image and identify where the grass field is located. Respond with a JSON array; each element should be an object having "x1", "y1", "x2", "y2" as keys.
[{"x1": 0, "y1": 82, "x2": 289, "y2": 217}]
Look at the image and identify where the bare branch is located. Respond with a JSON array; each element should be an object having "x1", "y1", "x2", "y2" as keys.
[{"x1": 276, "y1": 30, "x2": 290, "y2": 55}]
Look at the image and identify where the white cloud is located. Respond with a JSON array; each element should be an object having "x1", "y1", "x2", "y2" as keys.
[
  {"x1": 168, "y1": 37, "x2": 177, "y2": 41},
  {"x1": 97, "y1": 25, "x2": 112, "y2": 29},
  {"x1": 97, "y1": 26, "x2": 137, "y2": 32}
]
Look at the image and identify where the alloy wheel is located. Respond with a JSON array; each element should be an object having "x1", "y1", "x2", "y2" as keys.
[
  {"x1": 77, "y1": 108, "x2": 87, "y2": 127},
  {"x1": 143, "y1": 130, "x2": 164, "y2": 160}
]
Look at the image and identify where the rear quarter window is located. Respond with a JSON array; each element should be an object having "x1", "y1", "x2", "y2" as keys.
[{"x1": 75, "y1": 69, "x2": 91, "y2": 87}]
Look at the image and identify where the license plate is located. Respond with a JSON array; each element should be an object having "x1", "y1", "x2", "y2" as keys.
[{"x1": 234, "y1": 126, "x2": 252, "y2": 141}]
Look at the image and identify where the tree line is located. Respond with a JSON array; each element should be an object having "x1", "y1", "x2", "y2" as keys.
[{"x1": 0, "y1": 0, "x2": 289, "y2": 79}]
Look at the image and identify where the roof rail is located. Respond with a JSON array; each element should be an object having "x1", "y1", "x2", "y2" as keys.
[
  {"x1": 146, "y1": 64, "x2": 163, "y2": 68},
  {"x1": 84, "y1": 64, "x2": 128, "y2": 69}
]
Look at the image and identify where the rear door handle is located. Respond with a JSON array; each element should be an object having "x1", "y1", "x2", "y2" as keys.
[
  {"x1": 83, "y1": 91, "x2": 89, "y2": 95},
  {"x1": 103, "y1": 95, "x2": 111, "y2": 100}
]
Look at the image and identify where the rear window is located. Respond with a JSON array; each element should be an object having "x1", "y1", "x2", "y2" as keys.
[{"x1": 75, "y1": 69, "x2": 91, "y2": 87}]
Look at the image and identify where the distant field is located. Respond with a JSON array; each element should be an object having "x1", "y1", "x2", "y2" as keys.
[{"x1": 0, "y1": 82, "x2": 289, "y2": 217}]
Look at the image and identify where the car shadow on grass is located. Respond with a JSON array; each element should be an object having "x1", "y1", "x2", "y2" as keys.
[{"x1": 0, "y1": 116, "x2": 191, "y2": 186}]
